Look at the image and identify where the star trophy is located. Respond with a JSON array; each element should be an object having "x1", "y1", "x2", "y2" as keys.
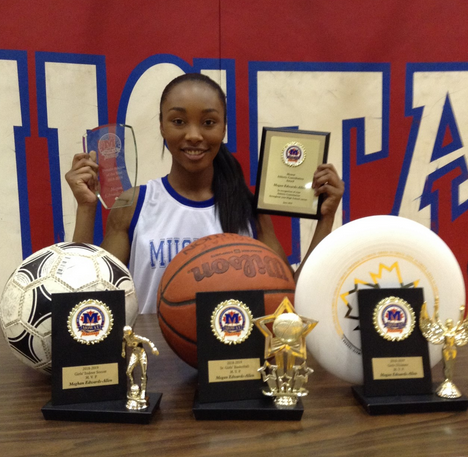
[
  {"x1": 420, "y1": 298, "x2": 468, "y2": 399},
  {"x1": 122, "y1": 326, "x2": 159, "y2": 410},
  {"x1": 253, "y1": 297, "x2": 318, "y2": 413},
  {"x1": 83, "y1": 123, "x2": 138, "y2": 210}
]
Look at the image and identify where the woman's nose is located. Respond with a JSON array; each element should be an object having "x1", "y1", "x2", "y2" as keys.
[{"x1": 185, "y1": 124, "x2": 203, "y2": 142}]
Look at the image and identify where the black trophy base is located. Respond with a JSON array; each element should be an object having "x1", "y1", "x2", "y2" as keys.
[
  {"x1": 352, "y1": 385, "x2": 468, "y2": 415},
  {"x1": 193, "y1": 391, "x2": 303, "y2": 421},
  {"x1": 42, "y1": 392, "x2": 162, "y2": 424}
]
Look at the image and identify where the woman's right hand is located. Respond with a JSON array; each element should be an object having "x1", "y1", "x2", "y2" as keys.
[{"x1": 65, "y1": 151, "x2": 99, "y2": 206}]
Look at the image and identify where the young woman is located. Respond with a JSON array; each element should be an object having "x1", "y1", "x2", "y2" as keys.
[{"x1": 66, "y1": 73, "x2": 344, "y2": 313}]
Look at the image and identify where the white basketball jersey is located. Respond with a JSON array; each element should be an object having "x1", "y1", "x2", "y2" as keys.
[{"x1": 129, "y1": 176, "x2": 252, "y2": 314}]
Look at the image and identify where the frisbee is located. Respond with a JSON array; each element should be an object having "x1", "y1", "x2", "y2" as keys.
[{"x1": 295, "y1": 215, "x2": 465, "y2": 385}]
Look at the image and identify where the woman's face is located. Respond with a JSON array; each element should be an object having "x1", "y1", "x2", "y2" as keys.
[{"x1": 160, "y1": 81, "x2": 226, "y2": 175}]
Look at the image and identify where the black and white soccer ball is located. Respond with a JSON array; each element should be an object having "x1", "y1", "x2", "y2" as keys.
[{"x1": 0, "y1": 242, "x2": 138, "y2": 374}]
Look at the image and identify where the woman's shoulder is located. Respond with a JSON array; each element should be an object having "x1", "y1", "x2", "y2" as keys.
[
  {"x1": 116, "y1": 186, "x2": 141, "y2": 206},
  {"x1": 106, "y1": 186, "x2": 142, "y2": 227}
]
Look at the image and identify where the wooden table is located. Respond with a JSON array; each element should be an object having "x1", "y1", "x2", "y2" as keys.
[{"x1": 1, "y1": 314, "x2": 468, "y2": 457}]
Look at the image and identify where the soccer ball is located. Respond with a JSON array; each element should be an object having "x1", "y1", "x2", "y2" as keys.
[{"x1": 0, "y1": 242, "x2": 139, "y2": 374}]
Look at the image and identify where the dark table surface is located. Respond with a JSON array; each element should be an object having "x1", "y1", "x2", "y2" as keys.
[{"x1": 1, "y1": 314, "x2": 468, "y2": 457}]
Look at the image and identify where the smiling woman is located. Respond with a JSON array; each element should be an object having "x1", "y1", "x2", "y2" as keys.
[
  {"x1": 65, "y1": 73, "x2": 344, "y2": 313},
  {"x1": 159, "y1": 79, "x2": 228, "y2": 199}
]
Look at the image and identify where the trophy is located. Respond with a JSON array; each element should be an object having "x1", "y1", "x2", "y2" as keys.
[
  {"x1": 42, "y1": 291, "x2": 162, "y2": 423},
  {"x1": 255, "y1": 127, "x2": 330, "y2": 219},
  {"x1": 83, "y1": 123, "x2": 138, "y2": 210},
  {"x1": 253, "y1": 297, "x2": 318, "y2": 407},
  {"x1": 420, "y1": 298, "x2": 468, "y2": 398},
  {"x1": 122, "y1": 325, "x2": 159, "y2": 410}
]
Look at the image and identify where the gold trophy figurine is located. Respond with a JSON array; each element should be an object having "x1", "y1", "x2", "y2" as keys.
[
  {"x1": 253, "y1": 297, "x2": 318, "y2": 407},
  {"x1": 122, "y1": 326, "x2": 159, "y2": 410},
  {"x1": 419, "y1": 298, "x2": 468, "y2": 398}
]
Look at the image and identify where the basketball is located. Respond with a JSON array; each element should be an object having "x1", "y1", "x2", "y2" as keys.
[
  {"x1": 273, "y1": 313, "x2": 303, "y2": 344},
  {"x1": 157, "y1": 233, "x2": 295, "y2": 367}
]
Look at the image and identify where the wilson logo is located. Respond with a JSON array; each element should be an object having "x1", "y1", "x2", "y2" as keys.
[{"x1": 188, "y1": 254, "x2": 290, "y2": 282}]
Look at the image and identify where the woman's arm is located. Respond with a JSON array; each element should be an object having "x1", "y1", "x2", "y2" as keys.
[
  {"x1": 100, "y1": 187, "x2": 140, "y2": 265},
  {"x1": 65, "y1": 151, "x2": 139, "y2": 264},
  {"x1": 255, "y1": 212, "x2": 294, "y2": 275},
  {"x1": 65, "y1": 152, "x2": 99, "y2": 243}
]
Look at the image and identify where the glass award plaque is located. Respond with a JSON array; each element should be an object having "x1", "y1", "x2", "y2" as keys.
[
  {"x1": 83, "y1": 124, "x2": 138, "y2": 210},
  {"x1": 255, "y1": 127, "x2": 330, "y2": 219}
]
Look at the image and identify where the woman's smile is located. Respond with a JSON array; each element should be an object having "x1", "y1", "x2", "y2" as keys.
[{"x1": 182, "y1": 148, "x2": 208, "y2": 157}]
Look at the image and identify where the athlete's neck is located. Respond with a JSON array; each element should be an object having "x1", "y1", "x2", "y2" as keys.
[{"x1": 167, "y1": 167, "x2": 214, "y2": 201}]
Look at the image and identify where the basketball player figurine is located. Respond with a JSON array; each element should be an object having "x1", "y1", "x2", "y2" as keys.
[
  {"x1": 420, "y1": 298, "x2": 468, "y2": 398},
  {"x1": 122, "y1": 326, "x2": 159, "y2": 410},
  {"x1": 253, "y1": 297, "x2": 318, "y2": 407}
]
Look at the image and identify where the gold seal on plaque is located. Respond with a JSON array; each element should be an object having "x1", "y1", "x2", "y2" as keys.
[
  {"x1": 373, "y1": 296, "x2": 415, "y2": 341},
  {"x1": 282, "y1": 142, "x2": 306, "y2": 167},
  {"x1": 67, "y1": 299, "x2": 114, "y2": 345},
  {"x1": 211, "y1": 300, "x2": 254, "y2": 345}
]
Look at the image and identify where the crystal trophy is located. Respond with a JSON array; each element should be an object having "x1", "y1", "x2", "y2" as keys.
[{"x1": 83, "y1": 123, "x2": 138, "y2": 210}]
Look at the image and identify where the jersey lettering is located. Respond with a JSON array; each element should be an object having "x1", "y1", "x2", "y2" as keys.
[{"x1": 150, "y1": 237, "x2": 193, "y2": 268}]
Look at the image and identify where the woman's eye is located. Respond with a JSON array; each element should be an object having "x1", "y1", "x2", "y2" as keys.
[
  {"x1": 204, "y1": 119, "x2": 216, "y2": 126},
  {"x1": 172, "y1": 119, "x2": 184, "y2": 125}
]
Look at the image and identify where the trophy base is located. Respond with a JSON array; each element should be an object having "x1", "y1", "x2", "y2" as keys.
[
  {"x1": 41, "y1": 392, "x2": 162, "y2": 424},
  {"x1": 192, "y1": 391, "x2": 303, "y2": 421},
  {"x1": 352, "y1": 385, "x2": 468, "y2": 415}
]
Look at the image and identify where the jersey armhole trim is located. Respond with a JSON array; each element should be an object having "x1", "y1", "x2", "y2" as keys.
[
  {"x1": 129, "y1": 185, "x2": 147, "y2": 246},
  {"x1": 250, "y1": 218, "x2": 258, "y2": 239}
]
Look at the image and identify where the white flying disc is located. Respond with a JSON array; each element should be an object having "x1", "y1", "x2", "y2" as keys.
[{"x1": 295, "y1": 215, "x2": 465, "y2": 385}]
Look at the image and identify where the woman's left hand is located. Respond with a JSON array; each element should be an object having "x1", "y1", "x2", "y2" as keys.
[{"x1": 312, "y1": 163, "x2": 345, "y2": 218}]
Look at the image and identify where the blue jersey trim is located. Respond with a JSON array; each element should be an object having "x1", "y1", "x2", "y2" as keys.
[
  {"x1": 129, "y1": 185, "x2": 147, "y2": 246},
  {"x1": 162, "y1": 175, "x2": 215, "y2": 208},
  {"x1": 250, "y1": 218, "x2": 258, "y2": 239}
]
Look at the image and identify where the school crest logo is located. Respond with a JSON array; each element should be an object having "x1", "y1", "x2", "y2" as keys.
[
  {"x1": 282, "y1": 142, "x2": 306, "y2": 167},
  {"x1": 98, "y1": 132, "x2": 121, "y2": 159},
  {"x1": 373, "y1": 296, "x2": 415, "y2": 341},
  {"x1": 68, "y1": 299, "x2": 114, "y2": 345},
  {"x1": 211, "y1": 300, "x2": 253, "y2": 345}
]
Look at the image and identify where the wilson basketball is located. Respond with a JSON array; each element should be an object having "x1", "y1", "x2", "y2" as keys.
[{"x1": 157, "y1": 233, "x2": 295, "y2": 367}]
